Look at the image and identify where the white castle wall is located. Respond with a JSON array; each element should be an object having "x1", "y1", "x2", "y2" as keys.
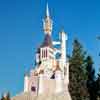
[
  {"x1": 38, "y1": 74, "x2": 56, "y2": 94},
  {"x1": 55, "y1": 71, "x2": 63, "y2": 93},
  {"x1": 24, "y1": 70, "x2": 68, "y2": 95},
  {"x1": 38, "y1": 74, "x2": 44, "y2": 94},
  {"x1": 43, "y1": 79, "x2": 56, "y2": 94},
  {"x1": 64, "y1": 62, "x2": 69, "y2": 85}
]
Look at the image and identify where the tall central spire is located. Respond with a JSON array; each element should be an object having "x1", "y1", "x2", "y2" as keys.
[
  {"x1": 43, "y1": 2, "x2": 53, "y2": 35},
  {"x1": 46, "y1": 3, "x2": 49, "y2": 17}
]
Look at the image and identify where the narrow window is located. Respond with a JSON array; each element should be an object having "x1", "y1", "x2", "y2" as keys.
[
  {"x1": 46, "y1": 49, "x2": 47, "y2": 58},
  {"x1": 44, "y1": 50, "x2": 45, "y2": 58},
  {"x1": 42, "y1": 49, "x2": 43, "y2": 58}
]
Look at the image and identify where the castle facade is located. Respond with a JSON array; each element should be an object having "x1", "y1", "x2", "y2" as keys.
[{"x1": 24, "y1": 3, "x2": 71, "y2": 99}]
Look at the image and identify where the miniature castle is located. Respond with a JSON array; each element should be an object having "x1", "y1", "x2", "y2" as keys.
[{"x1": 23, "y1": 3, "x2": 71, "y2": 99}]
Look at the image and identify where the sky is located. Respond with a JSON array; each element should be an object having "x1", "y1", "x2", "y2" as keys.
[{"x1": 0, "y1": 0, "x2": 100, "y2": 97}]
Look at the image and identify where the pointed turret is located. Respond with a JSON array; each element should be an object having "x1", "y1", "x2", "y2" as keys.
[{"x1": 43, "y1": 3, "x2": 53, "y2": 35}]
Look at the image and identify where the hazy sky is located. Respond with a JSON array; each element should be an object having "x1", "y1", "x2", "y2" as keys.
[{"x1": 0, "y1": 0, "x2": 100, "y2": 97}]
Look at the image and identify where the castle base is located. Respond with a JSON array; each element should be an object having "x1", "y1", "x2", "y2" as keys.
[{"x1": 11, "y1": 91, "x2": 71, "y2": 100}]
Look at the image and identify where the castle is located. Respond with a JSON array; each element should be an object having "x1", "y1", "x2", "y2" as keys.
[{"x1": 23, "y1": 3, "x2": 71, "y2": 100}]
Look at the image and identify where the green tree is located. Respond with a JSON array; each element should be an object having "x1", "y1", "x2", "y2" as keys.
[
  {"x1": 1, "y1": 92, "x2": 10, "y2": 100},
  {"x1": 69, "y1": 39, "x2": 88, "y2": 100},
  {"x1": 6, "y1": 92, "x2": 10, "y2": 100},
  {"x1": 85, "y1": 56, "x2": 97, "y2": 100},
  {"x1": 96, "y1": 70, "x2": 100, "y2": 99},
  {"x1": 1, "y1": 94, "x2": 5, "y2": 100}
]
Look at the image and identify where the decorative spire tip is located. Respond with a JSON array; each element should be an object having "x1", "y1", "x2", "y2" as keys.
[{"x1": 46, "y1": 2, "x2": 49, "y2": 17}]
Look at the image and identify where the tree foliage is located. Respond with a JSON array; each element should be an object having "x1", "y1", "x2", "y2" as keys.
[
  {"x1": 69, "y1": 39, "x2": 100, "y2": 100},
  {"x1": 69, "y1": 39, "x2": 88, "y2": 100},
  {"x1": 0, "y1": 92, "x2": 10, "y2": 100},
  {"x1": 96, "y1": 71, "x2": 100, "y2": 99},
  {"x1": 85, "y1": 56, "x2": 97, "y2": 100}
]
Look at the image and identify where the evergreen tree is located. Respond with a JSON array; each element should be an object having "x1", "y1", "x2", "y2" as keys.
[
  {"x1": 6, "y1": 92, "x2": 10, "y2": 100},
  {"x1": 69, "y1": 39, "x2": 88, "y2": 100},
  {"x1": 85, "y1": 56, "x2": 97, "y2": 100},
  {"x1": 0, "y1": 92, "x2": 10, "y2": 100},
  {"x1": 1, "y1": 94, "x2": 5, "y2": 100},
  {"x1": 96, "y1": 70, "x2": 100, "y2": 98}
]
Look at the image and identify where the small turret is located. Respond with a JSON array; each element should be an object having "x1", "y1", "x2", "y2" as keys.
[
  {"x1": 24, "y1": 73, "x2": 29, "y2": 92},
  {"x1": 60, "y1": 30, "x2": 67, "y2": 64}
]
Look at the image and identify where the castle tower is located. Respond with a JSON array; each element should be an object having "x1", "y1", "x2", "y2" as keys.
[
  {"x1": 59, "y1": 30, "x2": 67, "y2": 78},
  {"x1": 37, "y1": 3, "x2": 55, "y2": 78}
]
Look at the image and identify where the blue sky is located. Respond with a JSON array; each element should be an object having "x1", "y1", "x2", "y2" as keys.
[{"x1": 0, "y1": 0, "x2": 100, "y2": 97}]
